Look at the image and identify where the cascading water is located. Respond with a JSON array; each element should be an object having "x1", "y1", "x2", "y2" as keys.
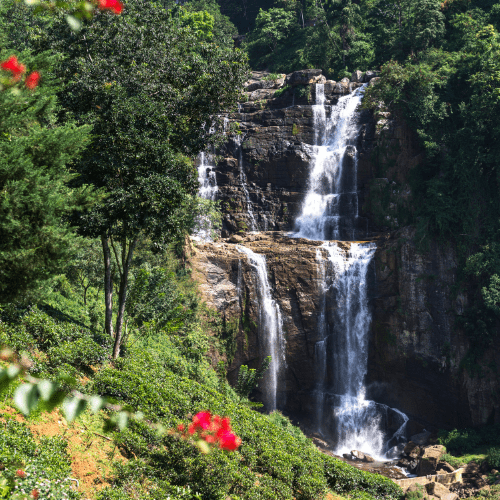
[
  {"x1": 294, "y1": 84, "x2": 365, "y2": 241},
  {"x1": 193, "y1": 152, "x2": 218, "y2": 241},
  {"x1": 236, "y1": 246, "x2": 285, "y2": 411},
  {"x1": 198, "y1": 152, "x2": 218, "y2": 202},
  {"x1": 235, "y1": 134, "x2": 257, "y2": 231},
  {"x1": 295, "y1": 83, "x2": 408, "y2": 459}
]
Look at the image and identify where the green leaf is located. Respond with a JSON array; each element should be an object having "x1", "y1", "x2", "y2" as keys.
[
  {"x1": 116, "y1": 412, "x2": 129, "y2": 431},
  {"x1": 62, "y1": 397, "x2": 87, "y2": 422},
  {"x1": 66, "y1": 15, "x2": 82, "y2": 32},
  {"x1": 6, "y1": 364, "x2": 21, "y2": 380},
  {"x1": 13, "y1": 384, "x2": 40, "y2": 416},
  {"x1": 37, "y1": 380, "x2": 57, "y2": 401},
  {"x1": 89, "y1": 396, "x2": 105, "y2": 413}
]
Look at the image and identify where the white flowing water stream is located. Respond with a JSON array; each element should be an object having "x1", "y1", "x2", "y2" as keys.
[
  {"x1": 295, "y1": 84, "x2": 408, "y2": 459},
  {"x1": 193, "y1": 152, "x2": 218, "y2": 241},
  {"x1": 236, "y1": 246, "x2": 285, "y2": 411}
]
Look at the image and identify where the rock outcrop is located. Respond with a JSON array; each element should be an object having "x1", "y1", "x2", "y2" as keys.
[
  {"x1": 214, "y1": 70, "x2": 374, "y2": 237},
  {"x1": 192, "y1": 69, "x2": 500, "y2": 431}
]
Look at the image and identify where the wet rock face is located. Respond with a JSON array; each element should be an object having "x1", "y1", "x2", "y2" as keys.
[
  {"x1": 192, "y1": 232, "x2": 345, "y2": 419},
  {"x1": 194, "y1": 69, "x2": 500, "y2": 431},
  {"x1": 215, "y1": 71, "x2": 375, "y2": 237},
  {"x1": 368, "y1": 228, "x2": 500, "y2": 428}
]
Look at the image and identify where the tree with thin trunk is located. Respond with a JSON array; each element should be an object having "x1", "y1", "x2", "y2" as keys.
[{"x1": 51, "y1": 0, "x2": 248, "y2": 357}]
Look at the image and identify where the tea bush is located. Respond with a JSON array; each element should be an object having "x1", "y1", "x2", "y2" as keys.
[
  {"x1": 0, "y1": 307, "x2": 111, "y2": 374},
  {"x1": 0, "y1": 418, "x2": 79, "y2": 499},
  {"x1": 89, "y1": 345, "x2": 403, "y2": 500},
  {"x1": 323, "y1": 455, "x2": 403, "y2": 500}
]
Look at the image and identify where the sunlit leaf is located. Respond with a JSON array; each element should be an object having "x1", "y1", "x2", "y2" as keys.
[{"x1": 14, "y1": 384, "x2": 39, "y2": 416}]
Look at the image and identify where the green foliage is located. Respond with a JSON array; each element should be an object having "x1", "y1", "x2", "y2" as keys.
[
  {"x1": 488, "y1": 447, "x2": 500, "y2": 469},
  {"x1": 0, "y1": 307, "x2": 110, "y2": 373},
  {"x1": 262, "y1": 73, "x2": 281, "y2": 81},
  {"x1": 323, "y1": 455, "x2": 403, "y2": 500},
  {"x1": 363, "y1": 15, "x2": 500, "y2": 364},
  {"x1": 179, "y1": 8, "x2": 215, "y2": 40},
  {"x1": 0, "y1": 418, "x2": 79, "y2": 500},
  {"x1": 235, "y1": 355, "x2": 271, "y2": 400},
  {"x1": 438, "y1": 424, "x2": 500, "y2": 455},
  {"x1": 295, "y1": 84, "x2": 311, "y2": 101},
  {"x1": 274, "y1": 84, "x2": 290, "y2": 97},
  {"x1": 0, "y1": 48, "x2": 96, "y2": 303},
  {"x1": 406, "y1": 484, "x2": 424, "y2": 500}
]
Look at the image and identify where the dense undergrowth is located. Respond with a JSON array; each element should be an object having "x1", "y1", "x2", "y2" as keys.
[{"x1": 0, "y1": 297, "x2": 403, "y2": 499}]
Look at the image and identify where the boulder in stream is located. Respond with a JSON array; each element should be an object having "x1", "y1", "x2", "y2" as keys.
[{"x1": 351, "y1": 450, "x2": 375, "y2": 463}]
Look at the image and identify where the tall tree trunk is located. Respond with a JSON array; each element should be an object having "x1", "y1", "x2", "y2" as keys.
[
  {"x1": 112, "y1": 237, "x2": 138, "y2": 359},
  {"x1": 101, "y1": 234, "x2": 114, "y2": 338}
]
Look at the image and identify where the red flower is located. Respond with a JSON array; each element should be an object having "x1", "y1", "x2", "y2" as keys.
[
  {"x1": 192, "y1": 411, "x2": 211, "y2": 431},
  {"x1": 97, "y1": 0, "x2": 123, "y2": 14},
  {"x1": 25, "y1": 71, "x2": 40, "y2": 89},
  {"x1": 218, "y1": 430, "x2": 242, "y2": 451},
  {"x1": 188, "y1": 423, "x2": 196, "y2": 435},
  {"x1": 16, "y1": 469, "x2": 26, "y2": 478},
  {"x1": 1, "y1": 55, "x2": 26, "y2": 81},
  {"x1": 177, "y1": 423, "x2": 185, "y2": 432},
  {"x1": 31, "y1": 490, "x2": 39, "y2": 499}
]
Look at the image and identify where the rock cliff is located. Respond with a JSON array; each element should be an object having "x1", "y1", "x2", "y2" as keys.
[
  {"x1": 192, "y1": 70, "x2": 500, "y2": 431},
  {"x1": 214, "y1": 70, "x2": 376, "y2": 237}
]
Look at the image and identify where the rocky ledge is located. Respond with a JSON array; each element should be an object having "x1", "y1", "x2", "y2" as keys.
[{"x1": 211, "y1": 69, "x2": 378, "y2": 237}]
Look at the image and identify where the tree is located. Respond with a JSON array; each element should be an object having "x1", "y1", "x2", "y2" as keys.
[
  {"x1": 0, "y1": 50, "x2": 96, "y2": 303},
  {"x1": 48, "y1": 0, "x2": 248, "y2": 357}
]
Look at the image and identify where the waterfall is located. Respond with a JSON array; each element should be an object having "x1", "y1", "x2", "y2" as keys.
[
  {"x1": 193, "y1": 152, "x2": 218, "y2": 241},
  {"x1": 237, "y1": 246, "x2": 285, "y2": 411},
  {"x1": 235, "y1": 135, "x2": 257, "y2": 231},
  {"x1": 295, "y1": 83, "x2": 408, "y2": 459},
  {"x1": 294, "y1": 84, "x2": 365, "y2": 241},
  {"x1": 198, "y1": 152, "x2": 218, "y2": 202}
]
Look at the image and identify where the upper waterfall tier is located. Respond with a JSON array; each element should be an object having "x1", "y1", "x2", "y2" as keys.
[
  {"x1": 210, "y1": 71, "x2": 377, "y2": 238},
  {"x1": 294, "y1": 84, "x2": 367, "y2": 241}
]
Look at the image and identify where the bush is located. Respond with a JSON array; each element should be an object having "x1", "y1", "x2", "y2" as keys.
[
  {"x1": 438, "y1": 428, "x2": 482, "y2": 455},
  {"x1": 274, "y1": 84, "x2": 290, "y2": 98},
  {"x1": 323, "y1": 455, "x2": 403, "y2": 500},
  {"x1": 0, "y1": 418, "x2": 79, "y2": 499},
  {"x1": 438, "y1": 425, "x2": 500, "y2": 456},
  {"x1": 488, "y1": 447, "x2": 500, "y2": 469},
  {"x1": 0, "y1": 307, "x2": 110, "y2": 373}
]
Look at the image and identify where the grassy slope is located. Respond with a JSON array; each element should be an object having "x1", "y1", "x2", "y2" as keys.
[{"x1": 0, "y1": 289, "x2": 403, "y2": 499}]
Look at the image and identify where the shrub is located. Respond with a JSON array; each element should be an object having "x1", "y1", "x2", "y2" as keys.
[
  {"x1": 0, "y1": 418, "x2": 79, "y2": 499},
  {"x1": 0, "y1": 307, "x2": 110, "y2": 373},
  {"x1": 323, "y1": 455, "x2": 403, "y2": 500},
  {"x1": 274, "y1": 85, "x2": 290, "y2": 98},
  {"x1": 438, "y1": 428, "x2": 482, "y2": 455},
  {"x1": 488, "y1": 447, "x2": 500, "y2": 469},
  {"x1": 295, "y1": 84, "x2": 310, "y2": 101},
  {"x1": 262, "y1": 73, "x2": 281, "y2": 81}
]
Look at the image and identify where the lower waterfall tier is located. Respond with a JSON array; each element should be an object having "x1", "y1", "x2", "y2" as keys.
[{"x1": 191, "y1": 231, "x2": 493, "y2": 433}]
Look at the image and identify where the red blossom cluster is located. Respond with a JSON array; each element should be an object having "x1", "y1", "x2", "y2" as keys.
[
  {"x1": 31, "y1": 489, "x2": 39, "y2": 499},
  {"x1": 176, "y1": 412, "x2": 242, "y2": 452},
  {"x1": 0, "y1": 56, "x2": 40, "y2": 89},
  {"x1": 98, "y1": 0, "x2": 123, "y2": 14},
  {"x1": 16, "y1": 469, "x2": 26, "y2": 479}
]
